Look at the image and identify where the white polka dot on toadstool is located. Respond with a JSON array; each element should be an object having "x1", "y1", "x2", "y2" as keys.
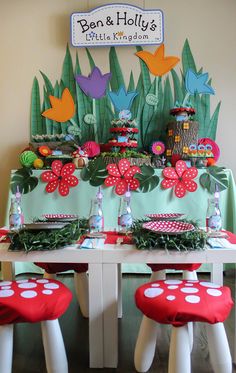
[
  {"x1": 42, "y1": 290, "x2": 53, "y2": 295},
  {"x1": 18, "y1": 282, "x2": 37, "y2": 289},
  {"x1": 0, "y1": 281, "x2": 12, "y2": 286},
  {"x1": 166, "y1": 295, "x2": 176, "y2": 301},
  {"x1": 181, "y1": 287, "x2": 199, "y2": 294},
  {"x1": 0, "y1": 289, "x2": 14, "y2": 297},
  {"x1": 185, "y1": 295, "x2": 200, "y2": 304},
  {"x1": 167, "y1": 285, "x2": 179, "y2": 290},
  {"x1": 36, "y1": 279, "x2": 49, "y2": 283},
  {"x1": 199, "y1": 282, "x2": 221, "y2": 288},
  {"x1": 20, "y1": 291, "x2": 38, "y2": 298},
  {"x1": 207, "y1": 289, "x2": 222, "y2": 297},
  {"x1": 164, "y1": 280, "x2": 182, "y2": 285},
  {"x1": 44, "y1": 283, "x2": 60, "y2": 289},
  {"x1": 144, "y1": 287, "x2": 164, "y2": 298}
]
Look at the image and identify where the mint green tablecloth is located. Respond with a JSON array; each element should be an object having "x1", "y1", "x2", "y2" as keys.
[{"x1": 5, "y1": 168, "x2": 236, "y2": 274}]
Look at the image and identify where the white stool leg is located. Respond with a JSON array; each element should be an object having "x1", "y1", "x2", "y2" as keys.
[
  {"x1": 206, "y1": 322, "x2": 232, "y2": 373},
  {"x1": 134, "y1": 316, "x2": 158, "y2": 372},
  {"x1": 117, "y1": 263, "x2": 123, "y2": 318},
  {"x1": 41, "y1": 319, "x2": 68, "y2": 373},
  {"x1": 74, "y1": 272, "x2": 89, "y2": 318},
  {"x1": 44, "y1": 272, "x2": 56, "y2": 280},
  {"x1": 0, "y1": 324, "x2": 13, "y2": 373},
  {"x1": 183, "y1": 270, "x2": 198, "y2": 280},
  {"x1": 168, "y1": 324, "x2": 191, "y2": 373},
  {"x1": 150, "y1": 270, "x2": 166, "y2": 281}
]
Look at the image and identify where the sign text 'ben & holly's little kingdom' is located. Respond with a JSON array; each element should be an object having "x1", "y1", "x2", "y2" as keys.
[{"x1": 71, "y1": 4, "x2": 164, "y2": 47}]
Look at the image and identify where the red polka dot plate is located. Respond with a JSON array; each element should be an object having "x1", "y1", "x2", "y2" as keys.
[
  {"x1": 42, "y1": 214, "x2": 79, "y2": 222},
  {"x1": 145, "y1": 213, "x2": 185, "y2": 221},
  {"x1": 142, "y1": 220, "x2": 195, "y2": 235}
]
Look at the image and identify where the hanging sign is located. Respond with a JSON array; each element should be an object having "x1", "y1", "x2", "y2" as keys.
[{"x1": 71, "y1": 4, "x2": 164, "y2": 48}]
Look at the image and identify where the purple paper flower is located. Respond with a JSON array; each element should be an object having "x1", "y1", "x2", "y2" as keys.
[{"x1": 76, "y1": 67, "x2": 111, "y2": 99}]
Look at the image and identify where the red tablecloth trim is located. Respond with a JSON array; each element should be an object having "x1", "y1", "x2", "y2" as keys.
[{"x1": 223, "y1": 230, "x2": 236, "y2": 244}]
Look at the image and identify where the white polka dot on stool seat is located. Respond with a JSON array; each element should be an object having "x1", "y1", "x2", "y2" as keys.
[
  {"x1": 20, "y1": 290, "x2": 38, "y2": 298},
  {"x1": 185, "y1": 295, "x2": 200, "y2": 304},
  {"x1": 181, "y1": 287, "x2": 199, "y2": 294},
  {"x1": 18, "y1": 282, "x2": 37, "y2": 289},
  {"x1": 0, "y1": 281, "x2": 12, "y2": 286},
  {"x1": 168, "y1": 285, "x2": 179, "y2": 290},
  {"x1": 166, "y1": 295, "x2": 176, "y2": 301},
  {"x1": 42, "y1": 289, "x2": 53, "y2": 295},
  {"x1": 151, "y1": 283, "x2": 160, "y2": 287},
  {"x1": 144, "y1": 288, "x2": 164, "y2": 298},
  {"x1": 44, "y1": 283, "x2": 59, "y2": 289},
  {"x1": 16, "y1": 279, "x2": 28, "y2": 283},
  {"x1": 207, "y1": 289, "x2": 222, "y2": 297},
  {"x1": 36, "y1": 279, "x2": 49, "y2": 283},
  {"x1": 1, "y1": 286, "x2": 11, "y2": 290},
  {"x1": 164, "y1": 280, "x2": 182, "y2": 285},
  {"x1": 199, "y1": 281, "x2": 221, "y2": 288},
  {"x1": 0, "y1": 289, "x2": 14, "y2": 297}
]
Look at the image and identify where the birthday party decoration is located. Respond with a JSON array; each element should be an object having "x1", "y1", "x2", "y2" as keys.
[
  {"x1": 76, "y1": 67, "x2": 111, "y2": 99},
  {"x1": 71, "y1": 4, "x2": 164, "y2": 48},
  {"x1": 10, "y1": 168, "x2": 39, "y2": 195},
  {"x1": 42, "y1": 88, "x2": 75, "y2": 122},
  {"x1": 41, "y1": 160, "x2": 79, "y2": 196},
  {"x1": 161, "y1": 160, "x2": 198, "y2": 198},
  {"x1": 151, "y1": 141, "x2": 165, "y2": 155},
  {"x1": 104, "y1": 158, "x2": 141, "y2": 195},
  {"x1": 108, "y1": 86, "x2": 138, "y2": 112},
  {"x1": 135, "y1": 44, "x2": 180, "y2": 76},
  {"x1": 185, "y1": 69, "x2": 215, "y2": 96},
  {"x1": 19, "y1": 150, "x2": 38, "y2": 167},
  {"x1": 199, "y1": 166, "x2": 229, "y2": 193}
]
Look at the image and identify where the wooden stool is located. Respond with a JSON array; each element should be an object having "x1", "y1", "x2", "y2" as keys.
[
  {"x1": 134, "y1": 279, "x2": 233, "y2": 373},
  {"x1": 0, "y1": 278, "x2": 72, "y2": 373}
]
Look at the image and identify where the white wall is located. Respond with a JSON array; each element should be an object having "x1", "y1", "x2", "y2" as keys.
[{"x1": 0, "y1": 0, "x2": 235, "y2": 224}]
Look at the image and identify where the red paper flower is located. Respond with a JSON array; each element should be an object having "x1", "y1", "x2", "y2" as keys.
[
  {"x1": 104, "y1": 159, "x2": 141, "y2": 195},
  {"x1": 41, "y1": 160, "x2": 79, "y2": 196},
  {"x1": 161, "y1": 160, "x2": 198, "y2": 198}
]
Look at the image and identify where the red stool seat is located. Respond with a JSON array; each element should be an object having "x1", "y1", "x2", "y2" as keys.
[
  {"x1": 147, "y1": 263, "x2": 201, "y2": 272},
  {"x1": 135, "y1": 279, "x2": 233, "y2": 327},
  {"x1": 34, "y1": 262, "x2": 88, "y2": 273},
  {"x1": 0, "y1": 278, "x2": 72, "y2": 324}
]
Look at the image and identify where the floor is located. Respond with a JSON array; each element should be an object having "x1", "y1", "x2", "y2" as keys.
[{"x1": 9, "y1": 271, "x2": 236, "y2": 373}]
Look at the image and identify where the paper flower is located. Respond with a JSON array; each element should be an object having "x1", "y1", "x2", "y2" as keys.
[
  {"x1": 41, "y1": 160, "x2": 79, "y2": 196},
  {"x1": 38, "y1": 145, "x2": 52, "y2": 157},
  {"x1": 108, "y1": 86, "x2": 138, "y2": 112},
  {"x1": 75, "y1": 66, "x2": 111, "y2": 99},
  {"x1": 135, "y1": 44, "x2": 180, "y2": 77},
  {"x1": 151, "y1": 141, "x2": 165, "y2": 155},
  {"x1": 161, "y1": 160, "x2": 198, "y2": 198},
  {"x1": 42, "y1": 88, "x2": 75, "y2": 122},
  {"x1": 104, "y1": 159, "x2": 141, "y2": 195},
  {"x1": 185, "y1": 69, "x2": 215, "y2": 95}
]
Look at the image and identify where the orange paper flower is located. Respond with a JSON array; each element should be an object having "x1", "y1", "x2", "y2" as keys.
[
  {"x1": 42, "y1": 88, "x2": 75, "y2": 122},
  {"x1": 135, "y1": 44, "x2": 180, "y2": 77}
]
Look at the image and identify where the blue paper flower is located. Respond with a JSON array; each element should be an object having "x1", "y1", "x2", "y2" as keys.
[
  {"x1": 185, "y1": 69, "x2": 215, "y2": 95},
  {"x1": 108, "y1": 86, "x2": 138, "y2": 112},
  {"x1": 76, "y1": 67, "x2": 111, "y2": 99}
]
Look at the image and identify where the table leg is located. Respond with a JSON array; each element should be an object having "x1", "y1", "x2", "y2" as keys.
[
  {"x1": 1, "y1": 262, "x2": 15, "y2": 280},
  {"x1": 211, "y1": 263, "x2": 223, "y2": 285},
  {"x1": 88, "y1": 263, "x2": 104, "y2": 368},
  {"x1": 117, "y1": 263, "x2": 122, "y2": 319},
  {"x1": 103, "y1": 263, "x2": 118, "y2": 368}
]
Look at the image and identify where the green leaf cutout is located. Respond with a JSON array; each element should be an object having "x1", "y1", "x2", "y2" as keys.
[
  {"x1": 206, "y1": 102, "x2": 221, "y2": 140},
  {"x1": 136, "y1": 46, "x2": 151, "y2": 96},
  {"x1": 199, "y1": 166, "x2": 229, "y2": 193},
  {"x1": 135, "y1": 165, "x2": 159, "y2": 193},
  {"x1": 86, "y1": 48, "x2": 96, "y2": 70},
  {"x1": 80, "y1": 158, "x2": 108, "y2": 187},
  {"x1": 61, "y1": 44, "x2": 76, "y2": 100},
  {"x1": 31, "y1": 77, "x2": 42, "y2": 138},
  {"x1": 40, "y1": 71, "x2": 54, "y2": 96},
  {"x1": 109, "y1": 47, "x2": 126, "y2": 91},
  {"x1": 11, "y1": 168, "x2": 39, "y2": 195},
  {"x1": 182, "y1": 39, "x2": 197, "y2": 76}
]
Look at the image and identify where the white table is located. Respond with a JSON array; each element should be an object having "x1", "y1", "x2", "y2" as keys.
[{"x1": 1, "y1": 242, "x2": 236, "y2": 368}]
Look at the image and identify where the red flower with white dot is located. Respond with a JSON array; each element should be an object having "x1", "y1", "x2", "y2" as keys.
[
  {"x1": 161, "y1": 160, "x2": 198, "y2": 198},
  {"x1": 41, "y1": 160, "x2": 79, "y2": 196},
  {"x1": 104, "y1": 159, "x2": 141, "y2": 195}
]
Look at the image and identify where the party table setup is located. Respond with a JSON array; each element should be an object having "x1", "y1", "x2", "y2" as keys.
[{"x1": 1, "y1": 3, "x2": 236, "y2": 372}]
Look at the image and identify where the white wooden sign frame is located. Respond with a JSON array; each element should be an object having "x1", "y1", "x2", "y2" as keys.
[{"x1": 71, "y1": 3, "x2": 164, "y2": 48}]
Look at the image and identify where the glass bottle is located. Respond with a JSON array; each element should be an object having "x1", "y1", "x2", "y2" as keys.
[
  {"x1": 206, "y1": 197, "x2": 222, "y2": 232},
  {"x1": 88, "y1": 189, "x2": 104, "y2": 233},
  {"x1": 118, "y1": 191, "x2": 133, "y2": 233},
  {"x1": 9, "y1": 195, "x2": 24, "y2": 231}
]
